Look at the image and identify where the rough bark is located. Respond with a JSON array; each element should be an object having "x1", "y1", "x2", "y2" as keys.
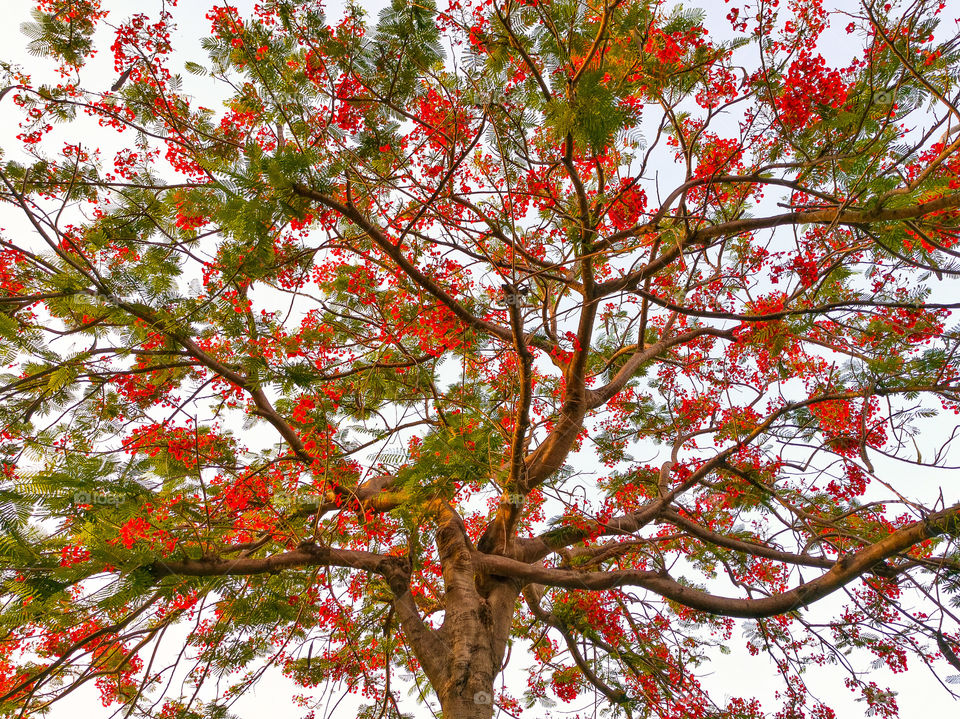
[{"x1": 430, "y1": 502, "x2": 520, "y2": 717}]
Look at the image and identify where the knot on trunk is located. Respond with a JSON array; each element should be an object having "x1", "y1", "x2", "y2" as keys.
[{"x1": 383, "y1": 555, "x2": 412, "y2": 595}]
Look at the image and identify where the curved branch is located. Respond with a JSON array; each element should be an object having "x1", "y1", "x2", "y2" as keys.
[
  {"x1": 658, "y1": 509, "x2": 835, "y2": 569},
  {"x1": 477, "y1": 503, "x2": 960, "y2": 619},
  {"x1": 598, "y1": 192, "x2": 960, "y2": 296},
  {"x1": 587, "y1": 327, "x2": 734, "y2": 409}
]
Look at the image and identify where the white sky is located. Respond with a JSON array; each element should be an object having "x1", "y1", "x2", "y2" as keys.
[{"x1": 1, "y1": 1, "x2": 958, "y2": 717}]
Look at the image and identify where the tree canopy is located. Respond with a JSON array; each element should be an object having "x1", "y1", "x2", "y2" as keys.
[{"x1": 1, "y1": 0, "x2": 960, "y2": 717}]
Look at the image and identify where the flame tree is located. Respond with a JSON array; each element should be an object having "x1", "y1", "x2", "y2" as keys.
[{"x1": 1, "y1": 0, "x2": 960, "y2": 717}]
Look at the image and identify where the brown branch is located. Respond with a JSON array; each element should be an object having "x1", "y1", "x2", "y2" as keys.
[
  {"x1": 476, "y1": 502, "x2": 960, "y2": 618},
  {"x1": 690, "y1": 193, "x2": 960, "y2": 244},
  {"x1": 587, "y1": 327, "x2": 734, "y2": 409},
  {"x1": 523, "y1": 587, "x2": 628, "y2": 704},
  {"x1": 292, "y1": 183, "x2": 552, "y2": 352},
  {"x1": 149, "y1": 543, "x2": 392, "y2": 578},
  {"x1": 629, "y1": 288, "x2": 960, "y2": 322},
  {"x1": 598, "y1": 192, "x2": 960, "y2": 296},
  {"x1": 658, "y1": 509, "x2": 835, "y2": 569}
]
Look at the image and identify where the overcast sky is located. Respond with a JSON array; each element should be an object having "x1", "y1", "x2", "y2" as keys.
[{"x1": 0, "y1": 1, "x2": 958, "y2": 717}]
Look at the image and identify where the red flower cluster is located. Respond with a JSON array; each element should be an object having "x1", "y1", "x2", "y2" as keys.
[{"x1": 776, "y1": 52, "x2": 849, "y2": 129}]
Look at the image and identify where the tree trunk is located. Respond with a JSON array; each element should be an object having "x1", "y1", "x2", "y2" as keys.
[
  {"x1": 433, "y1": 588, "x2": 504, "y2": 719},
  {"x1": 420, "y1": 505, "x2": 520, "y2": 718},
  {"x1": 439, "y1": 678, "x2": 497, "y2": 719}
]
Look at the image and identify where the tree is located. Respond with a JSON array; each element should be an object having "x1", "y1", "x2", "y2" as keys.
[{"x1": 1, "y1": 0, "x2": 960, "y2": 716}]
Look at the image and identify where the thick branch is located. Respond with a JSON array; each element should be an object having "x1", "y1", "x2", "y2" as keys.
[
  {"x1": 476, "y1": 503, "x2": 960, "y2": 619},
  {"x1": 149, "y1": 544, "x2": 391, "y2": 577}
]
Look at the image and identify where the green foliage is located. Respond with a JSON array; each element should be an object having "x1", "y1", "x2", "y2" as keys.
[
  {"x1": 2, "y1": 1, "x2": 960, "y2": 717},
  {"x1": 21, "y1": 4, "x2": 100, "y2": 70}
]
